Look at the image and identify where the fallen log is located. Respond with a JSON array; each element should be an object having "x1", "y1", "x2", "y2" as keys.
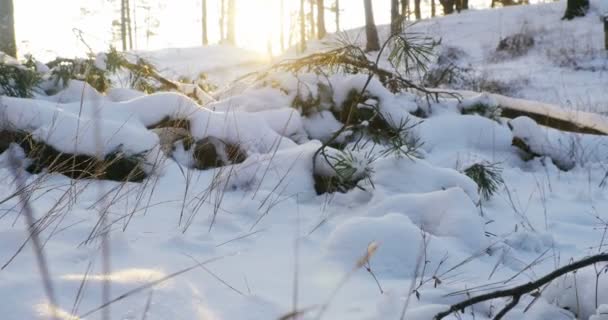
[
  {"x1": 0, "y1": 130, "x2": 147, "y2": 182},
  {"x1": 456, "y1": 91, "x2": 608, "y2": 135}
]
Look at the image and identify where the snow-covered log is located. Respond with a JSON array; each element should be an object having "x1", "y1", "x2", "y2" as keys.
[{"x1": 458, "y1": 92, "x2": 608, "y2": 135}]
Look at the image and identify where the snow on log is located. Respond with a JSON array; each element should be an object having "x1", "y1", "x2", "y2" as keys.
[{"x1": 457, "y1": 91, "x2": 608, "y2": 135}]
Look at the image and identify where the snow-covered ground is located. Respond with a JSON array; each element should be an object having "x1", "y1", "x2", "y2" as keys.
[{"x1": 2, "y1": 1, "x2": 608, "y2": 320}]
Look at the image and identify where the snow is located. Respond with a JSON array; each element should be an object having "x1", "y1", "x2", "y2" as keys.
[{"x1": 3, "y1": 1, "x2": 608, "y2": 320}]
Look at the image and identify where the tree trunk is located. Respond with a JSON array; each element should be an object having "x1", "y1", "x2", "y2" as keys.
[
  {"x1": 219, "y1": 0, "x2": 225, "y2": 42},
  {"x1": 401, "y1": 0, "x2": 409, "y2": 20},
  {"x1": 605, "y1": 16, "x2": 608, "y2": 50},
  {"x1": 432, "y1": 0, "x2": 436, "y2": 16},
  {"x1": 309, "y1": 0, "x2": 316, "y2": 39},
  {"x1": 126, "y1": 0, "x2": 133, "y2": 50},
  {"x1": 562, "y1": 0, "x2": 589, "y2": 20},
  {"x1": 202, "y1": 0, "x2": 208, "y2": 45},
  {"x1": 364, "y1": 0, "x2": 380, "y2": 52},
  {"x1": 440, "y1": 0, "x2": 455, "y2": 14},
  {"x1": 132, "y1": 1, "x2": 138, "y2": 49},
  {"x1": 317, "y1": 0, "x2": 327, "y2": 39},
  {"x1": 414, "y1": 0, "x2": 421, "y2": 20},
  {"x1": 0, "y1": 0, "x2": 16, "y2": 57},
  {"x1": 462, "y1": 0, "x2": 469, "y2": 10},
  {"x1": 280, "y1": 0, "x2": 285, "y2": 50},
  {"x1": 226, "y1": 0, "x2": 236, "y2": 44},
  {"x1": 335, "y1": 0, "x2": 340, "y2": 31},
  {"x1": 121, "y1": 0, "x2": 127, "y2": 51},
  {"x1": 300, "y1": 0, "x2": 307, "y2": 53},
  {"x1": 391, "y1": 0, "x2": 401, "y2": 35}
]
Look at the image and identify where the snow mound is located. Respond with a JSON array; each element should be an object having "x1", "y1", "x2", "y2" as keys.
[
  {"x1": 370, "y1": 187, "x2": 489, "y2": 251},
  {"x1": 590, "y1": 305, "x2": 608, "y2": 320},
  {"x1": 0, "y1": 96, "x2": 158, "y2": 157},
  {"x1": 325, "y1": 213, "x2": 448, "y2": 277},
  {"x1": 544, "y1": 265, "x2": 608, "y2": 320},
  {"x1": 372, "y1": 157, "x2": 480, "y2": 203}
]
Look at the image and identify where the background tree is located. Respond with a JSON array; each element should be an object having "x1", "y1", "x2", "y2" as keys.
[
  {"x1": 440, "y1": 0, "x2": 455, "y2": 14},
  {"x1": 0, "y1": 0, "x2": 16, "y2": 57},
  {"x1": 391, "y1": 0, "x2": 402, "y2": 35},
  {"x1": 364, "y1": 0, "x2": 380, "y2": 51},
  {"x1": 121, "y1": 0, "x2": 128, "y2": 50},
  {"x1": 201, "y1": 0, "x2": 208, "y2": 45},
  {"x1": 401, "y1": 0, "x2": 409, "y2": 21},
  {"x1": 300, "y1": 0, "x2": 307, "y2": 53},
  {"x1": 414, "y1": 0, "x2": 421, "y2": 20},
  {"x1": 317, "y1": 0, "x2": 327, "y2": 39},
  {"x1": 334, "y1": 0, "x2": 340, "y2": 31},
  {"x1": 219, "y1": 0, "x2": 225, "y2": 42},
  {"x1": 280, "y1": 0, "x2": 285, "y2": 50},
  {"x1": 226, "y1": 0, "x2": 236, "y2": 44},
  {"x1": 562, "y1": 0, "x2": 589, "y2": 20},
  {"x1": 309, "y1": 0, "x2": 316, "y2": 39},
  {"x1": 117, "y1": 0, "x2": 134, "y2": 51},
  {"x1": 126, "y1": 0, "x2": 133, "y2": 49}
]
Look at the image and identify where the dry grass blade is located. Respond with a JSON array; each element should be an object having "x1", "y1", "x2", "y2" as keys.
[
  {"x1": 79, "y1": 255, "x2": 226, "y2": 318},
  {"x1": 313, "y1": 242, "x2": 380, "y2": 320},
  {"x1": 6, "y1": 147, "x2": 59, "y2": 320}
]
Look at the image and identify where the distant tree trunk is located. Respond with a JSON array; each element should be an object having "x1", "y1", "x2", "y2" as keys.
[
  {"x1": 0, "y1": 0, "x2": 16, "y2": 57},
  {"x1": 226, "y1": 0, "x2": 236, "y2": 44},
  {"x1": 317, "y1": 0, "x2": 327, "y2": 39},
  {"x1": 401, "y1": 0, "x2": 409, "y2": 20},
  {"x1": 126, "y1": 0, "x2": 133, "y2": 50},
  {"x1": 219, "y1": 0, "x2": 225, "y2": 42},
  {"x1": 391, "y1": 0, "x2": 401, "y2": 35},
  {"x1": 309, "y1": 0, "x2": 316, "y2": 39},
  {"x1": 432, "y1": 0, "x2": 437, "y2": 16},
  {"x1": 335, "y1": 0, "x2": 340, "y2": 31},
  {"x1": 132, "y1": 1, "x2": 138, "y2": 49},
  {"x1": 121, "y1": 0, "x2": 128, "y2": 50},
  {"x1": 202, "y1": 0, "x2": 208, "y2": 45},
  {"x1": 300, "y1": 0, "x2": 307, "y2": 53},
  {"x1": 462, "y1": 0, "x2": 469, "y2": 10},
  {"x1": 604, "y1": 16, "x2": 608, "y2": 50},
  {"x1": 280, "y1": 0, "x2": 285, "y2": 50},
  {"x1": 414, "y1": 0, "x2": 421, "y2": 20},
  {"x1": 440, "y1": 0, "x2": 455, "y2": 14},
  {"x1": 364, "y1": 0, "x2": 380, "y2": 51},
  {"x1": 562, "y1": 0, "x2": 589, "y2": 20}
]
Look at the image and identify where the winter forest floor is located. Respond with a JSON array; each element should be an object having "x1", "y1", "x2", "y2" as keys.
[{"x1": 1, "y1": 1, "x2": 608, "y2": 320}]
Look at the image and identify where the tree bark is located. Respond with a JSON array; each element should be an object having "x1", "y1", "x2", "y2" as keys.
[
  {"x1": 364, "y1": 0, "x2": 380, "y2": 51},
  {"x1": 562, "y1": 0, "x2": 589, "y2": 20},
  {"x1": 226, "y1": 0, "x2": 236, "y2": 45},
  {"x1": 280, "y1": 0, "x2": 285, "y2": 50},
  {"x1": 401, "y1": 0, "x2": 409, "y2": 20},
  {"x1": 414, "y1": 0, "x2": 421, "y2": 20},
  {"x1": 335, "y1": 0, "x2": 340, "y2": 31},
  {"x1": 0, "y1": 0, "x2": 16, "y2": 57},
  {"x1": 202, "y1": 0, "x2": 208, "y2": 45},
  {"x1": 126, "y1": 0, "x2": 133, "y2": 50},
  {"x1": 440, "y1": 0, "x2": 455, "y2": 14},
  {"x1": 121, "y1": 0, "x2": 128, "y2": 51},
  {"x1": 391, "y1": 0, "x2": 401, "y2": 35},
  {"x1": 309, "y1": 0, "x2": 316, "y2": 39},
  {"x1": 300, "y1": 0, "x2": 307, "y2": 53},
  {"x1": 317, "y1": 0, "x2": 327, "y2": 39},
  {"x1": 219, "y1": 0, "x2": 225, "y2": 42},
  {"x1": 604, "y1": 16, "x2": 608, "y2": 50}
]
